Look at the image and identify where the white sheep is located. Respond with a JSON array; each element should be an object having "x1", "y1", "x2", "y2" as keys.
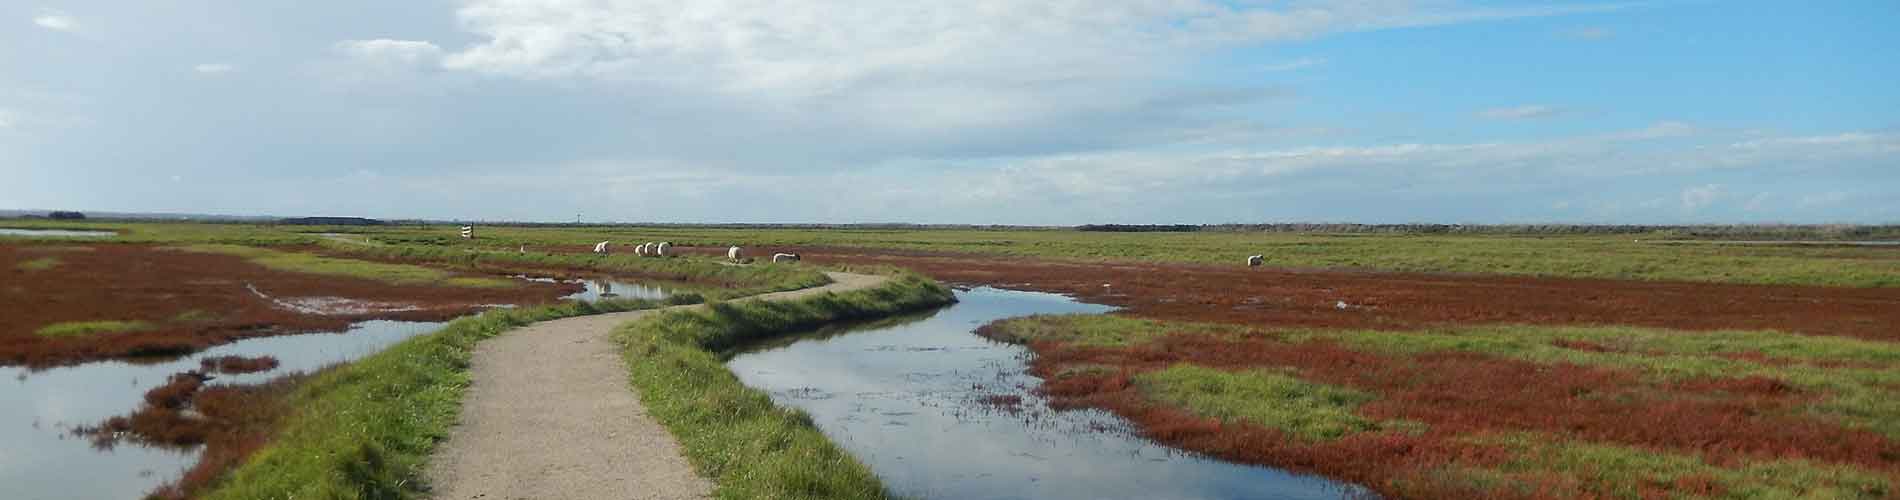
[
  {"x1": 772, "y1": 252, "x2": 800, "y2": 263},
  {"x1": 1247, "y1": 255, "x2": 1264, "y2": 267},
  {"x1": 593, "y1": 241, "x2": 612, "y2": 254},
  {"x1": 655, "y1": 242, "x2": 672, "y2": 257},
  {"x1": 727, "y1": 246, "x2": 743, "y2": 262}
]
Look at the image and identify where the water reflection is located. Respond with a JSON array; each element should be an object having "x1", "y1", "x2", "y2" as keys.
[
  {"x1": 1, "y1": 320, "x2": 441, "y2": 499},
  {"x1": 512, "y1": 275, "x2": 671, "y2": 301},
  {"x1": 0, "y1": 228, "x2": 117, "y2": 238},
  {"x1": 728, "y1": 287, "x2": 1359, "y2": 500}
]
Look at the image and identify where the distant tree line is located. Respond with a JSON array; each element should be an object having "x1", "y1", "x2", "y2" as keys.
[{"x1": 48, "y1": 211, "x2": 86, "y2": 220}]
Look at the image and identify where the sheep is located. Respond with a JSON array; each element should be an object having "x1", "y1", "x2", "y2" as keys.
[
  {"x1": 655, "y1": 242, "x2": 672, "y2": 257},
  {"x1": 772, "y1": 252, "x2": 800, "y2": 263},
  {"x1": 593, "y1": 241, "x2": 612, "y2": 254},
  {"x1": 1247, "y1": 255, "x2": 1264, "y2": 267},
  {"x1": 727, "y1": 246, "x2": 743, "y2": 262}
]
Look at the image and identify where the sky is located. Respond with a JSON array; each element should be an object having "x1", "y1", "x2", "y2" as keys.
[{"x1": 2, "y1": 1, "x2": 1896, "y2": 224}]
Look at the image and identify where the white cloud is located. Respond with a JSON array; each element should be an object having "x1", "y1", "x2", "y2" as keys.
[
  {"x1": 1260, "y1": 57, "x2": 1327, "y2": 72},
  {"x1": 194, "y1": 63, "x2": 237, "y2": 74},
  {"x1": 32, "y1": 10, "x2": 77, "y2": 32},
  {"x1": 336, "y1": 39, "x2": 444, "y2": 65},
  {"x1": 1680, "y1": 184, "x2": 1721, "y2": 211},
  {"x1": 1478, "y1": 105, "x2": 1564, "y2": 120},
  {"x1": 437, "y1": 0, "x2": 1625, "y2": 92},
  {"x1": 0, "y1": 108, "x2": 14, "y2": 129}
]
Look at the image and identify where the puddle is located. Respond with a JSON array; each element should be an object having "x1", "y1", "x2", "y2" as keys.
[
  {"x1": 513, "y1": 275, "x2": 671, "y2": 301},
  {"x1": 0, "y1": 320, "x2": 442, "y2": 499},
  {"x1": 0, "y1": 228, "x2": 117, "y2": 238},
  {"x1": 728, "y1": 287, "x2": 1362, "y2": 500}
]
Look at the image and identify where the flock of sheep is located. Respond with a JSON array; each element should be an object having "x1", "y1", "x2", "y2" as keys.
[{"x1": 590, "y1": 241, "x2": 800, "y2": 263}]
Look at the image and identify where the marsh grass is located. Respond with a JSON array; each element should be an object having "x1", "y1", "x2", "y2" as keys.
[
  {"x1": 35, "y1": 320, "x2": 155, "y2": 338},
  {"x1": 11, "y1": 220, "x2": 1894, "y2": 286},
  {"x1": 172, "y1": 244, "x2": 517, "y2": 288},
  {"x1": 614, "y1": 273, "x2": 955, "y2": 500},
  {"x1": 1134, "y1": 364, "x2": 1390, "y2": 441},
  {"x1": 1444, "y1": 433, "x2": 1892, "y2": 499},
  {"x1": 983, "y1": 314, "x2": 1900, "y2": 497}
]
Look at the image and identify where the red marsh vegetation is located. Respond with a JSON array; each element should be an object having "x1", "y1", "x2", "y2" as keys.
[
  {"x1": 0, "y1": 243, "x2": 580, "y2": 366},
  {"x1": 753, "y1": 245, "x2": 1900, "y2": 340}
]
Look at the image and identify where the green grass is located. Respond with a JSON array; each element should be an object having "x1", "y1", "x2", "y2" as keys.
[
  {"x1": 172, "y1": 309, "x2": 221, "y2": 322},
  {"x1": 35, "y1": 320, "x2": 155, "y2": 338},
  {"x1": 10, "y1": 220, "x2": 1893, "y2": 287},
  {"x1": 196, "y1": 295, "x2": 690, "y2": 500},
  {"x1": 15, "y1": 256, "x2": 60, "y2": 271},
  {"x1": 613, "y1": 273, "x2": 956, "y2": 500},
  {"x1": 172, "y1": 244, "x2": 517, "y2": 288},
  {"x1": 1134, "y1": 364, "x2": 1390, "y2": 441},
  {"x1": 1445, "y1": 433, "x2": 1891, "y2": 499},
  {"x1": 977, "y1": 314, "x2": 1220, "y2": 347},
  {"x1": 341, "y1": 224, "x2": 1900, "y2": 288}
]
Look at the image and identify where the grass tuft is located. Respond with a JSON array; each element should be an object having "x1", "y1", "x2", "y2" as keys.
[
  {"x1": 36, "y1": 320, "x2": 155, "y2": 338},
  {"x1": 1135, "y1": 364, "x2": 1390, "y2": 441},
  {"x1": 16, "y1": 256, "x2": 61, "y2": 271}
]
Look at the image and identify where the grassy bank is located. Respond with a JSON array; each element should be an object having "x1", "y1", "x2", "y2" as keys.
[
  {"x1": 979, "y1": 314, "x2": 1898, "y2": 499},
  {"x1": 195, "y1": 295, "x2": 694, "y2": 499},
  {"x1": 613, "y1": 273, "x2": 956, "y2": 499}
]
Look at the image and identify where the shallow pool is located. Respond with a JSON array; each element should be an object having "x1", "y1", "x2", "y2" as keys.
[
  {"x1": 728, "y1": 287, "x2": 1361, "y2": 500},
  {"x1": 0, "y1": 228, "x2": 117, "y2": 238}
]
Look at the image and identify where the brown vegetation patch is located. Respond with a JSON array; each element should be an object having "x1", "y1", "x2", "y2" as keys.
[
  {"x1": 0, "y1": 243, "x2": 580, "y2": 366},
  {"x1": 759, "y1": 246, "x2": 1900, "y2": 341}
]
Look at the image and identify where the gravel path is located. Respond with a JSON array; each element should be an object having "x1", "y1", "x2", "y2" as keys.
[{"x1": 425, "y1": 271, "x2": 888, "y2": 500}]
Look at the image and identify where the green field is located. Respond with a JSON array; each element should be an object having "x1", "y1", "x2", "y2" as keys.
[{"x1": 6, "y1": 220, "x2": 1898, "y2": 287}]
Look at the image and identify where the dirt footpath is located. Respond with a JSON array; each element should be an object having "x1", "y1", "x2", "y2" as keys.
[{"x1": 425, "y1": 271, "x2": 886, "y2": 500}]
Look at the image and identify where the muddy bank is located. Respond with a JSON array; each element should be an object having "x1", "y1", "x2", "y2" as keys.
[
  {"x1": 0, "y1": 243, "x2": 580, "y2": 366},
  {"x1": 743, "y1": 246, "x2": 1900, "y2": 341}
]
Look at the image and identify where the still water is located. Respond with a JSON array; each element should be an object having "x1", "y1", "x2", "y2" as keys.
[
  {"x1": 728, "y1": 287, "x2": 1360, "y2": 500},
  {"x1": 0, "y1": 228, "x2": 117, "y2": 238}
]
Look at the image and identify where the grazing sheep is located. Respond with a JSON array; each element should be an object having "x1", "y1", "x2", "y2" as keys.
[
  {"x1": 727, "y1": 246, "x2": 743, "y2": 262},
  {"x1": 1247, "y1": 255, "x2": 1264, "y2": 267},
  {"x1": 772, "y1": 252, "x2": 800, "y2": 263},
  {"x1": 593, "y1": 241, "x2": 612, "y2": 254},
  {"x1": 655, "y1": 242, "x2": 672, "y2": 257}
]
